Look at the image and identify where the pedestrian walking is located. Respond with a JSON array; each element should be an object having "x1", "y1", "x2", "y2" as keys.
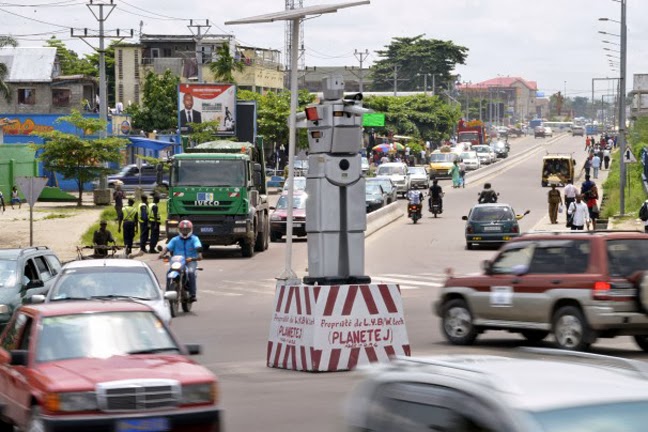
[
  {"x1": 603, "y1": 147, "x2": 611, "y2": 169},
  {"x1": 591, "y1": 153, "x2": 601, "y2": 179},
  {"x1": 121, "y1": 198, "x2": 137, "y2": 255},
  {"x1": 449, "y1": 160, "x2": 462, "y2": 188},
  {"x1": 138, "y1": 195, "x2": 150, "y2": 253},
  {"x1": 585, "y1": 136, "x2": 591, "y2": 152},
  {"x1": 583, "y1": 155, "x2": 592, "y2": 177},
  {"x1": 581, "y1": 176, "x2": 599, "y2": 221},
  {"x1": 459, "y1": 159, "x2": 466, "y2": 188},
  {"x1": 113, "y1": 182, "x2": 125, "y2": 232},
  {"x1": 563, "y1": 180, "x2": 578, "y2": 223},
  {"x1": 148, "y1": 195, "x2": 161, "y2": 253},
  {"x1": 10, "y1": 186, "x2": 20, "y2": 209},
  {"x1": 548, "y1": 184, "x2": 563, "y2": 224},
  {"x1": 568, "y1": 194, "x2": 591, "y2": 231}
]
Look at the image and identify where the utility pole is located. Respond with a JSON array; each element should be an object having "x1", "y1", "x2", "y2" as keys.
[
  {"x1": 354, "y1": 49, "x2": 369, "y2": 92},
  {"x1": 71, "y1": 0, "x2": 132, "y2": 197},
  {"x1": 392, "y1": 64, "x2": 400, "y2": 96},
  {"x1": 619, "y1": 0, "x2": 628, "y2": 215},
  {"x1": 188, "y1": 19, "x2": 211, "y2": 83}
]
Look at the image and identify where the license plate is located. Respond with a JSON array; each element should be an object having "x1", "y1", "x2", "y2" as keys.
[
  {"x1": 200, "y1": 227, "x2": 214, "y2": 233},
  {"x1": 483, "y1": 226, "x2": 502, "y2": 232},
  {"x1": 293, "y1": 223, "x2": 302, "y2": 228},
  {"x1": 117, "y1": 418, "x2": 170, "y2": 432}
]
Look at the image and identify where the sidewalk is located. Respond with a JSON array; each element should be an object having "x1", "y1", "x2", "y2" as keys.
[{"x1": 531, "y1": 163, "x2": 613, "y2": 233}]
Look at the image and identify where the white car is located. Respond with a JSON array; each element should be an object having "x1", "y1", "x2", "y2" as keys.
[
  {"x1": 459, "y1": 151, "x2": 481, "y2": 170},
  {"x1": 376, "y1": 162, "x2": 410, "y2": 196},
  {"x1": 407, "y1": 166, "x2": 429, "y2": 189},
  {"x1": 282, "y1": 176, "x2": 307, "y2": 191},
  {"x1": 544, "y1": 127, "x2": 554, "y2": 137},
  {"x1": 472, "y1": 145, "x2": 495, "y2": 165},
  {"x1": 32, "y1": 259, "x2": 175, "y2": 325},
  {"x1": 361, "y1": 157, "x2": 370, "y2": 174}
]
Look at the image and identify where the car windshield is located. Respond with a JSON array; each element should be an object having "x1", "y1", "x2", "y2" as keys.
[
  {"x1": 377, "y1": 166, "x2": 405, "y2": 176},
  {"x1": 461, "y1": 152, "x2": 477, "y2": 160},
  {"x1": 283, "y1": 177, "x2": 306, "y2": 190},
  {"x1": 276, "y1": 195, "x2": 307, "y2": 209},
  {"x1": 531, "y1": 401, "x2": 648, "y2": 431},
  {"x1": 0, "y1": 260, "x2": 17, "y2": 288},
  {"x1": 607, "y1": 240, "x2": 648, "y2": 277},
  {"x1": 471, "y1": 206, "x2": 515, "y2": 221},
  {"x1": 366, "y1": 184, "x2": 382, "y2": 195},
  {"x1": 473, "y1": 146, "x2": 489, "y2": 153},
  {"x1": 430, "y1": 153, "x2": 454, "y2": 163},
  {"x1": 408, "y1": 167, "x2": 426, "y2": 175},
  {"x1": 172, "y1": 159, "x2": 246, "y2": 187},
  {"x1": 370, "y1": 179, "x2": 393, "y2": 192},
  {"x1": 294, "y1": 160, "x2": 308, "y2": 170},
  {"x1": 50, "y1": 267, "x2": 160, "y2": 301},
  {"x1": 36, "y1": 311, "x2": 178, "y2": 363}
]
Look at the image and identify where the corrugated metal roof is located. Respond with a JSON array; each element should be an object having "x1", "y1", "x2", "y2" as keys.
[{"x1": 0, "y1": 47, "x2": 56, "y2": 83}]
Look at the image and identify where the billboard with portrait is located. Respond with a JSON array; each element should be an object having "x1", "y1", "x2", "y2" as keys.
[{"x1": 178, "y1": 83, "x2": 236, "y2": 135}]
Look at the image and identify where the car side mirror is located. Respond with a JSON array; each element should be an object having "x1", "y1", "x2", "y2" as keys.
[
  {"x1": 164, "y1": 291, "x2": 178, "y2": 301},
  {"x1": 30, "y1": 294, "x2": 45, "y2": 304},
  {"x1": 9, "y1": 350, "x2": 28, "y2": 366},
  {"x1": 481, "y1": 260, "x2": 492, "y2": 274},
  {"x1": 524, "y1": 210, "x2": 531, "y2": 215},
  {"x1": 185, "y1": 344, "x2": 202, "y2": 356},
  {"x1": 462, "y1": 216, "x2": 468, "y2": 221},
  {"x1": 23, "y1": 280, "x2": 44, "y2": 290}
]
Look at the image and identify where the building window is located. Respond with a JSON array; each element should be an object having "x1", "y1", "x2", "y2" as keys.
[
  {"x1": 52, "y1": 89, "x2": 71, "y2": 107},
  {"x1": 118, "y1": 83, "x2": 124, "y2": 103},
  {"x1": 151, "y1": 48, "x2": 160, "y2": 58},
  {"x1": 117, "y1": 49, "x2": 123, "y2": 80},
  {"x1": 134, "y1": 50, "x2": 140, "y2": 79},
  {"x1": 17, "y1": 88, "x2": 36, "y2": 105},
  {"x1": 163, "y1": 48, "x2": 172, "y2": 57},
  {"x1": 134, "y1": 83, "x2": 140, "y2": 105}
]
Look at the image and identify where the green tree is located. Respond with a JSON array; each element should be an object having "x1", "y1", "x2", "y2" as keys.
[
  {"x1": 33, "y1": 110, "x2": 127, "y2": 206},
  {"x1": 363, "y1": 94, "x2": 462, "y2": 144},
  {"x1": 238, "y1": 89, "x2": 315, "y2": 149},
  {"x1": 125, "y1": 70, "x2": 180, "y2": 133},
  {"x1": 0, "y1": 36, "x2": 17, "y2": 103},
  {"x1": 208, "y1": 42, "x2": 244, "y2": 83},
  {"x1": 370, "y1": 35, "x2": 468, "y2": 92},
  {"x1": 45, "y1": 36, "x2": 95, "y2": 76}
]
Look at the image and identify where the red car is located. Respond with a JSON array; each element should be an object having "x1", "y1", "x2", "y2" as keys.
[
  {"x1": 0, "y1": 301, "x2": 220, "y2": 431},
  {"x1": 270, "y1": 191, "x2": 307, "y2": 242}
]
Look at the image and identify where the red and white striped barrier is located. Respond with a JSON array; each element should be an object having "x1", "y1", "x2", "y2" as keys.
[{"x1": 268, "y1": 283, "x2": 410, "y2": 372}]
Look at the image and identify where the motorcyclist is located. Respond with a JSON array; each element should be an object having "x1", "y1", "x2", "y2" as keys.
[
  {"x1": 92, "y1": 220, "x2": 116, "y2": 257},
  {"x1": 158, "y1": 220, "x2": 203, "y2": 302},
  {"x1": 428, "y1": 179, "x2": 444, "y2": 212},
  {"x1": 406, "y1": 187, "x2": 424, "y2": 206},
  {"x1": 478, "y1": 182, "x2": 499, "y2": 204}
]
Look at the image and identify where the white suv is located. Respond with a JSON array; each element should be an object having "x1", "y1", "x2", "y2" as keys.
[{"x1": 376, "y1": 162, "x2": 410, "y2": 197}]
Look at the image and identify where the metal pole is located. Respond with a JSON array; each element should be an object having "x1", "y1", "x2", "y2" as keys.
[
  {"x1": 423, "y1": 74, "x2": 428, "y2": 96},
  {"x1": 97, "y1": 5, "x2": 107, "y2": 139},
  {"x1": 432, "y1": 74, "x2": 435, "y2": 96},
  {"x1": 279, "y1": 17, "x2": 300, "y2": 280},
  {"x1": 354, "y1": 49, "x2": 368, "y2": 93},
  {"x1": 619, "y1": 0, "x2": 627, "y2": 215},
  {"x1": 393, "y1": 65, "x2": 398, "y2": 96}
]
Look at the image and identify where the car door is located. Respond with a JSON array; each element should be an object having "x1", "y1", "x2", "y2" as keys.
[
  {"x1": 0, "y1": 312, "x2": 33, "y2": 425},
  {"x1": 22, "y1": 257, "x2": 51, "y2": 302}
]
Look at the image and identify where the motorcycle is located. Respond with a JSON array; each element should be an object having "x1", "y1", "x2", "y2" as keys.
[
  {"x1": 478, "y1": 191, "x2": 500, "y2": 204},
  {"x1": 408, "y1": 202, "x2": 423, "y2": 224},
  {"x1": 429, "y1": 196, "x2": 443, "y2": 218},
  {"x1": 163, "y1": 255, "x2": 202, "y2": 316}
]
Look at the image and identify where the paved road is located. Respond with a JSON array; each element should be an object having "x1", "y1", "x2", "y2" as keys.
[{"x1": 146, "y1": 133, "x2": 638, "y2": 432}]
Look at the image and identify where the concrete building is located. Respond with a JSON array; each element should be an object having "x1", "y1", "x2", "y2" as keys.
[
  {"x1": 630, "y1": 74, "x2": 648, "y2": 119},
  {"x1": 0, "y1": 47, "x2": 97, "y2": 115},
  {"x1": 114, "y1": 34, "x2": 284, "y2": 107},
  {"x1": 458, "y1": 77, "x2": 538, "y2": 123}
]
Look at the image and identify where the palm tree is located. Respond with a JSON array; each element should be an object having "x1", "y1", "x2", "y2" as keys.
[
  {"x1": 208, "y1": 42, "x2": 244, "y2": 83},
  {"x1": 0, "y1": 36, "x2": 17, "y2": 103}
]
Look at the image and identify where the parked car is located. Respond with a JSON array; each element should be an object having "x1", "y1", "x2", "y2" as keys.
[
  {"x1": 437, "y1": 231, "x2": 648, "y2": 351},
  {"x1": 365, "y1": 183, "x2": 386, "y2": 213},
  {"x1": 544, "y1": 126, "x2": 554, "y2": 137},
  {"x1": 0, "y1": 247, "x2": 61, "y2": 328},
  {"x1": 0, "y1": 301, "x2": 220, "y2": 431},
  {"x1": 375, "y1": 162, "x2": 410, "y2": 196},
  {"x1": 270, "y1": 191, "x2": 307, "y2": 242},
  {"x1": 407, "y1": 166, "x2": 429, "y2": 189},
  {"x1": 459, "y1": 151, "x2": 480, "y2": 171},
  {"x1": 490, "y1": 140, "x2": 509, "y2": 158},
  {"x1": 472, "y1": 145, "x2": 495, "y2": 165},
  {"x1": 463, "y1": 203, "x2": 528, "y2": 250},
  {"x1": 282, "y1": 176, "x2": 307, "y2": 191},
  {"x1": 31, "y1": 259, "x2": 175, "y2": 325},
  {"x1": 103, "y1": 164, "x2": 169, "y2": 193},
  {"x1": 345, "y1": 351, "x2": 648, "y2": 432},
  {"x1": 534, "y1": 126, "x2": 546, "y2": 138},
  {"x1": 367, "y1": 177, "x2": 398, "y2": 204}
]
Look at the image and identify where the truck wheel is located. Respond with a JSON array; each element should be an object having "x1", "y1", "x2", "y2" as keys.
[
  {"x1": 254, "y1": 215, "x2": 269, "y2": 252},
  {"x1": 241, "y1": 238, "x2": 255, "y2": 258}
]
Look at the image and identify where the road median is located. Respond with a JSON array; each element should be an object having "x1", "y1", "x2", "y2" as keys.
[{"x1": 366, "y1": 201, "x2": 404, "y2": 237}]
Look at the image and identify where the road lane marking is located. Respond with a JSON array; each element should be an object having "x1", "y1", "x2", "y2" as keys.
[
  {"x1": 202, "y1": 289, "x2": 242, "y2": 297},
  {"x1": 381, "y1": 273, "x2": 446, "y2": 281},
  {"x1": 373, "y1": 276, "x2": 443, "y2": 287}
]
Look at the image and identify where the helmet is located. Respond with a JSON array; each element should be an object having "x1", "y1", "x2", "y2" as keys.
[{"x1": 178, "y1": 220, "x2": 193, "y2": 239}]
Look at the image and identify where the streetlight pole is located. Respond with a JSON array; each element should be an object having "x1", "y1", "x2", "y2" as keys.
[{"x1": 619, "y1": 0, "x2": 627, "y2": 215}]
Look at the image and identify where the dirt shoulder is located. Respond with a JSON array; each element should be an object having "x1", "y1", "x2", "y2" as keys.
[{"x1": 0, "y1": 194, "x2": 104, "y2": 262}]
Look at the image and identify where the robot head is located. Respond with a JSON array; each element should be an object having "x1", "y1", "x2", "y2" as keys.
[{"x1": 322, "y1": 75, "x2": 345, "y2": 100}]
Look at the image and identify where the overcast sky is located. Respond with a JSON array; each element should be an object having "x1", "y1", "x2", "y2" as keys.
[{"x1": 2, "y1": 0, "x2": 646, "y2": 100}]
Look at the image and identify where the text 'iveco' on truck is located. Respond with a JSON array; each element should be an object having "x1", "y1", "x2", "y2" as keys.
[{"x1": 165, "y1": 140, "x2": 270, "y2": 257}]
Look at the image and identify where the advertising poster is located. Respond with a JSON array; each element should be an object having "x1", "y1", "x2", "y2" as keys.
[{"x1": 178, "y1": 83, "x2": 236, "y2": 135}]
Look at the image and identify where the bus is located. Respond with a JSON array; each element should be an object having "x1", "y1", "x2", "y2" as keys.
[{"x1": 541, "y1": 121, "x2": 574, "y2": 132}]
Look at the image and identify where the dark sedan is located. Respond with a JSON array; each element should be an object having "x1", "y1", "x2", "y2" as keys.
[
  {"x1": 365, "y1": 183, "x2": 386, "y2": 213},
  {"x1": 463, "y1": 203, "x2": 529, "y2": 250},
  {"x1": 366, "y1": 177, "x2": 398, "y2": 204}
]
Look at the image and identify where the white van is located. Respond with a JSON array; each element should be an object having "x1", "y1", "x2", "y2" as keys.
[{"x1": 376, "y1": 162, "x2": 410, "y2": 196}]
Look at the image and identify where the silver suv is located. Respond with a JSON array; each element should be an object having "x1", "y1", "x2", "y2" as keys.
[
  {"x1": 436, "y1": 232, "x2": 648, "y2": 352},
  {"x1": 345, "y1": 350, "x2": 648, "y2": 431}
]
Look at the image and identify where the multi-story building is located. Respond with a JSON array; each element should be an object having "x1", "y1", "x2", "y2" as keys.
[
  {"x1": 459, "y1": 77, "x2": 538, "y2": 123},
  {"x1": 0, "y1": 47, "x2": 97, "y2": 115},
  {"x1": 114, "y1": 34, "x2": 284, "y2": 107},
  {"x1": 630, "y1": 74, "x2": 648, "y2": 119}
]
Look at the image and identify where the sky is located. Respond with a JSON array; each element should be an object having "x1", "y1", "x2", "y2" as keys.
[{"x1": 1, "y1": 0, "x2": 647, "y2": 101}]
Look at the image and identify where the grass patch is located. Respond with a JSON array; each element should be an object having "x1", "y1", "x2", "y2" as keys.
[
  {"x1": 80, "y1": 199, "x2": 168, "y2": 246},
  {"x1": 42, "y1": 213, "x2": 74, "y2": 220}
]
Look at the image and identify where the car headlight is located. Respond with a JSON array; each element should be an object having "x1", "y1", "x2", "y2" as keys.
[
  {"x1": 182, "y1": 383, "x2": 217, "y2": 405},
  {"x1": 45, "y1": 392, "x2": 98, "y2": 412}
]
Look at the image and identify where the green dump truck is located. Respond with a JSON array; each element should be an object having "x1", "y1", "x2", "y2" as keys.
[{"x1": 165, "y1": 140, "x2": 270, "y2": 257}]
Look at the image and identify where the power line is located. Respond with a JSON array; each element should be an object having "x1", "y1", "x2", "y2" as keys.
[
  {"x1": 0, "y1": 6, "x2": 82, "y2": 29},
  {"x1": 0, "y1": 0, "x2": 82, "y2": 7}
]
